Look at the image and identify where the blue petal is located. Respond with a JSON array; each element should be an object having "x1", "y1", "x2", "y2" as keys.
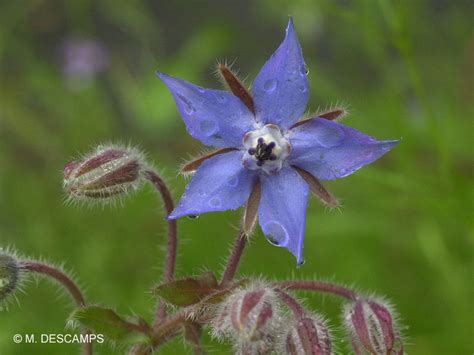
[
  {"x1": 252, "y1": 19, "x2": 309, "y2": 130},
  {"x1": 157, "y1": 72, "x2": 256, "y2": 148},
  {"x1": 169, "y1": 151, "x2": 257, "y2": 219},
  {"x1": 288, "y1": 118, "x2": 400, "y2": 180},
  {"x1": 258, "y1": 167, "x2": 309, "y2": 264}
]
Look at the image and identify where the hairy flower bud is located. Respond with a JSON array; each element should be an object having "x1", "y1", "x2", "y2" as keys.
[
  {"x1": 284, "y1": 314, "x2": 332, "y2": 355},
  {"x1": 0, "y1": 252, "x2": 19, "y2": 302},
  {"x1": 344, "y1": 298, "x2": 404, "y2": 354},
  {"x1": 64, "y1": 145, "x2": 146, "y2": 203},
  {"x1": 212, "y1": 283, "x2": 281, "y2": 353}
]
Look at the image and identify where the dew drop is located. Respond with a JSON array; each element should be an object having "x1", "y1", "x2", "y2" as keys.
[
  {"x1": 187, "y1": 215, "x2": 200, "y2": 220},
  {"x1": 199, "y1": 119, "x2": 218, "y2": 135},
  {"x1": 315, "y1": 123, "x2": 345, "y2": 148},
  {"x1": 216, "y1": 93, "x2": 227, "y2": 103},
  {"x1": 299, "y1": 85, "x2": 307, "y2": 93},
  {"x1": 297, "y1": 259, "x2": 306, "y2": 268},
  {"x1": 267, "y1": 236, "x2": 280, "y2": 246},
  {"x1": 209, "y1": 197, "x2": 222, "y2": 208},
  {"x1": 226, "y1": 176, "x2": 239, "y2": 187},
  {"x1": 263, "y1": 79, "x2": 277, "y2": 92},
  {"x1": 177, "y1": 94, "x2": 195, "y2": 115},
  {"x1": 300, "y1": 64, "x2": 309, "y2": 76},
  {"x1": 264, "y1": 222, "x2": 289, "y2": 246},
  {"x1": 197, "y1": 189, "x2": 206, "y2": 197},
  {"x1": 363, "y1": 149, "x2": 374, "y2": 160},
  {"x1": 197, "y1": 86, "x2": 206, "y2": 93}
]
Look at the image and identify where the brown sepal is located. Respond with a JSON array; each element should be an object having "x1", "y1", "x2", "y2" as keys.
[
  {"x1": 290, "y1": 107, "x2": 348, "y2": 129},
  {"x1": 242, "y1": 180, "x2": 262, "y2": 235},
  {"x1": 181, "y1": 148, "x2": 237, "y2": 174},
  {"x1": 293, "y1": 166, "x2": 339, "y2": 208},
  {"x1": 217, "y1": 64, "x2": 255, "y2": 115}
]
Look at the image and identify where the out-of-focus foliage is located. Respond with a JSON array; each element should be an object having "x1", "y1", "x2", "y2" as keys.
[{"x1": 0, "y1": 0, "x2": 472, "y2": 353}]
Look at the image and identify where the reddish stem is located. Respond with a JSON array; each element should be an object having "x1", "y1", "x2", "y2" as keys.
[
  {"x1": 275, "y1": 289, "x2": 305, "y2": 318},
  {"x1": 220, "y1": 231, "x2": 247, "y2": 286},
  {"x1": 19, "y1": 261, "x2": 92, "y2": 355},
  {"x1": 144, "y1": 170, "x2": 177, "y2": 282},
  {"x1": 277, "y1": 280, "x2": 357, "y2": 301},
  {"x1": 144, "y1": 170, "x2": 178, "y2": 329}
]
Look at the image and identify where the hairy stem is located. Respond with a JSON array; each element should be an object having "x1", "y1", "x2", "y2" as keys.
[
  {"x1": 275, "y1": 289, "x2": 305, "y2": 318},
  {"x1": 220, "y1": 230, "x2": 247, "y2": 286},
  {"x1": 277, "y1": 280, "x2": 357, "y2": 301},
  {"x1": 144, "y1": 170, "x2": 177, "y2": 282},
  {"x1": 19, "y1": 261, "x2": 92, "y2": 355},
  {"x1": 144, "y1": 170, "x2": 178, "y2": 329}
]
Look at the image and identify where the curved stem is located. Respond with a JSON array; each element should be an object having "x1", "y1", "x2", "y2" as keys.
[
  {"x1": 144, "y1": 170, "x2": 177, "y2": 282},
  {"x1": 19, "y1": 261, "x2": 92, "y2": 355},
  {"x1": 19, "y1": 261, "x2": 86, "y2": 305},
  {"x1": 275, "y1": 289, "x2": 305, "y2": 318},
  {"x1": 144, "y1": 170, "x2": 178, "y2": 329},
  {"x1": 276, "y1": 280, "x2": 357, "y2": 301},
  {"x1": 220, "y1": 230, "x2": 247, "y2": 286}
]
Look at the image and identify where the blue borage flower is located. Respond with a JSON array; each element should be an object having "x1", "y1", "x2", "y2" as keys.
[{"x1": 157, "y1": 19, "x2": 398, "y2": 265}]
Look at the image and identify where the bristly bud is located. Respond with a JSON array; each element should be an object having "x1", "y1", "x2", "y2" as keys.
[
  {"x1": 283, "y1": 314, "x2": 332, "y2": 355},
  {"x1": 63, "y1": 144, "x2": 146, "y2": 204},
  {"x1": 211, "y1": 282, "x2": 281, "y2": 354},
  {"x1": 0, "y1": 251, "x2": 20, "y2": 303},
  {"x1": 344, "y1": 298, "x2": 404, "y2": 355}
]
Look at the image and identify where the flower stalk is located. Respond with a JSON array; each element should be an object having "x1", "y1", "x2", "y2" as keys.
[
  {"x1": 18, "y1": 261, "x2": 92, "y2": 355},
  {"x1": 277, "y1": 280, "x2": 357, "y2": 301},
  {"x1": 220, "y1": 231, "x2": 247, "y2": 286},
  {"x1": 143, "y1": 170, "x2": 179, "y2": 329}
]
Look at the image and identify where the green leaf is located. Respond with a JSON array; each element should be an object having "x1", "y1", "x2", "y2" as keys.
[
  {"x1": 154, "y1": 272, "x2": 218, "y2": 307},
  {"x1": 201, "y1": 278, "x2": 250, "y2": 305},
  {"x1": 70, "y1": 306, "x2": 147, "y2": 341}
]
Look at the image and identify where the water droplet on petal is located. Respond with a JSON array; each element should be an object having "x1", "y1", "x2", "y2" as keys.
[
  {"x1": 199, "y1": 119, "x2": 218, "y2": 135},
  {"x1": 197, "y1": 189, "x2": 206, "y2": 197},
  {"x1": 315, "y1": 123, "x2": 345, "y2": 148},
  {"x1": 299, "y1": 85, "x2": 307, "y2": 93},
  {"x1": 216, "y1": 93, "x2": 227, "y2": 103},
  {"x1": 187, "y1": 214, "x2": 200, "y2": 220},
  {"x1": 209, "y1": 197, "x2": 222, "y2": 208},
  {"x1": 264, "y1": 222, "x2": 289, "y2": 247},
  {"x1": 226, "y1": 176, "x2": 239, "y2": 187},
  {"x1": 267, "y1": 236, "x2": 280, "y2": 246},
  {"x1": 263, "y1": 79, "x2": 277, "y2": 92},
  {"x1": 197, "y1": 87, "x2": 206, "y2": 93},
  {"x1": 362, "y1": 149, "x2": 375, "y2": 160},
  {"x1": 297, "y1": 259, "x2": 306, "y2": 268},
  {"x1": 300, "y1": 64, "x2": 309, "y2": 76},
  {"x1": 177, "y1": 94, "x2": 195, "y2": 115}
]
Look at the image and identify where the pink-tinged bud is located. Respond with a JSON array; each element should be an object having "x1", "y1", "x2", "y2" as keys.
[
  {"x1": 344, "y1": 298, "x2": 404, "y2": 355},
  {"x1": 0, "y1": 252, "x2": 19, "y2": 302},
  {"x1": 211, "y1": 283, "x2": 281, "y2": 353},
  {"x1": 63, "y1": 145, "x2": 146, "y2": 203},
  {"x1": 284, "y1": 315, "x2": 332, "y2": 355}
]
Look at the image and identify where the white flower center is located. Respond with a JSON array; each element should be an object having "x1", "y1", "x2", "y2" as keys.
[{"x1": 242, "y1": 124, "x2": 291, "y2": 174}]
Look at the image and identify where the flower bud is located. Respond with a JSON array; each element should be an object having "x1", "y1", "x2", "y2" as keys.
[
  {"x1": 212, "y1": 283, "x2": 281, "y2": 353},
  {"x1": 64, "y1": 145, "x2": 145, "y2": 203},
  {"x1": 284, "y1": 314, "x2": 332, "y2": 355},
  {"x1": 344, "y1": 298, "x2": 404, "y2": 354},
  {"x1": 0, "y1": 252, "x2": 19, "y2": 302}
]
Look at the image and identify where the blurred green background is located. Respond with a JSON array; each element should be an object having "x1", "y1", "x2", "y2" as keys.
[{"x1": 0, "y1": 0, "x2": 472, "y2": 353}]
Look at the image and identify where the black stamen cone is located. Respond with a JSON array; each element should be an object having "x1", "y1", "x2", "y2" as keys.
[{"x1": 252, "y1": 139, "x2": 278, "y2": 166}]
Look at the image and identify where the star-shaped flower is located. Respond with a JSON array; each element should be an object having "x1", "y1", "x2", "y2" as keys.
[{"x1": 157, "y1": 19, "x2": 398, "y2": 265}]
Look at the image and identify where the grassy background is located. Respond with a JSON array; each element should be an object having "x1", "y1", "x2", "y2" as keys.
[{"x1": 0, "y1": 0, "x2": 472, "y2": 353}]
